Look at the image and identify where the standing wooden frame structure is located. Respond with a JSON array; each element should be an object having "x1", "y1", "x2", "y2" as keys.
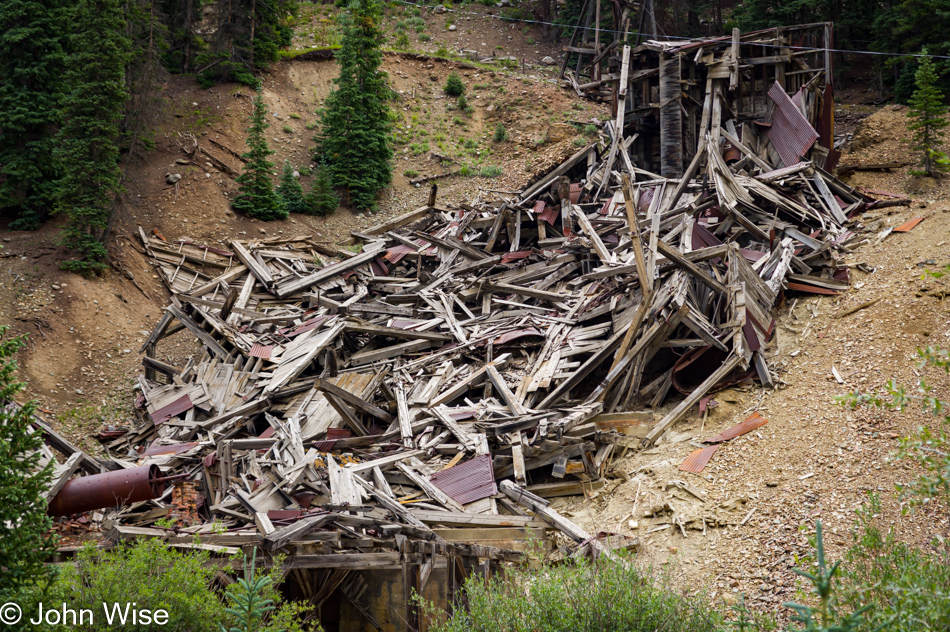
[{"x1": 562, "y1": 19, "x2": 836, "y2": 177}]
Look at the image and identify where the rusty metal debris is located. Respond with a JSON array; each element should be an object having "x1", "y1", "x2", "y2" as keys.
[
  {"x1": 679, "y1": 445, "x2": 719, "y2": 473},
  {"x1": 705, "y1": 412, "x2": 770, "y2": 443}
]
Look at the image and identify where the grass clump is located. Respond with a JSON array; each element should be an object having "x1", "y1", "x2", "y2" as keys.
[
  {"x1": 282, "y1": 124, "x2": 293, "y2": 134},
  {"x1": 421, "y1": 553, "x2": 723, "y2": 632},
  {"x1": 480, "y1": 165, "x2": 502, "y2": 177},
  {"x1": 444, "y1": 72, "x2": 465, "y2": 97},
  {"x1": 403, "y1": 168, "x2": 419, "y2": 178},
  {"x1": 583, "y1": 123, "x2": 598, "y2": 136}
]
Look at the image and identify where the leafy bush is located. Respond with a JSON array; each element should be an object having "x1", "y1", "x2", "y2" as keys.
[
  {"x1": 480, "y1": 165, "x2": 502, "y2": 177},
  {"x1": 583, "y1": 123, "x2": 598, "y2": 136},
  {"x1": 837, "y1": 495, "x2": 950, "y2": 632},
  {"x1": 421, "y1": 553, "x2": 723, "y2": 632},
  {"x1": 46, "y1": 541, "x2": 314, "y2": 632},
  {"x1": 572, "y1": 137, "x2": 587, "y2": 147},
  {"x1": 493, "y1": 123, "x2": 509, "y2": 142},
  {"x1": 444, "y1": 72, "x2": 465, "y2": 97}
]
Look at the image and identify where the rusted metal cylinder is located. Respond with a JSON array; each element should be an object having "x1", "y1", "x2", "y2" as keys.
[
  {"x1": 47, "y1": 464, "x2": 164, "y2": 517},
  {"x1": 723, "y1": 143, "x2": 741, "y2": 164}
]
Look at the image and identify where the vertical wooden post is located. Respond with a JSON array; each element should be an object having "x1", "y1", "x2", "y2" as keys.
[{"x1": 427, "y1": 183, "x2": 438, "y2": 207}]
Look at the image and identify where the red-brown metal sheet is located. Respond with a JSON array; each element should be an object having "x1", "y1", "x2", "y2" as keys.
[
  {"x1": 532, "y1": 200, "x2": 546, "y2": 214},
  {"x1": 249, "y1": 343, "x2": 274, "y2": 359},
  {"x1": 569, "y1": 183, "x2": 582, "y2": 204},
  {"x1": 151, "y1": 394, "x2": 193, "y2": 426},
  {"x1": 430, "y1": 454, "x2": 497, "y2": 505},
  {"x1": 893, "y1": 217, "x2": 924, "y2": 232},
  {"x1": 502, "y1": 251, "x2": 532, "y2": 264},
  {"x1": 766, "y1": 82, "x2": 819, "y2": 168},
  {"x1": 539, "y1": 205, "x2": 559, "y2": 225},
  {"x1": 706, "y1": 412, "x2": 769, "y2": 443},
  {"x1": 679, "y1": 445, "x2": 718, "y2": 473},
  {"x1": 787, "y1": 282, "x2": 840, "y2": 296}
]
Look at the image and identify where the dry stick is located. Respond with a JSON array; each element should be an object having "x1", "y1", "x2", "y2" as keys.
[{"x1": 834, "y1": 297, "x2": 881, "y2": 319}]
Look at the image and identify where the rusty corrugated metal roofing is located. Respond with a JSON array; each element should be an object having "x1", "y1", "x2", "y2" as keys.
[
  {"x1": 151, "y1": 394, "x2": 193, "y2": 426},
  {"x1": 679, "y1": 445, "x2": 718, "y2": 473},
  {"x1": 706, "y1": 412, "x2": 769, "y2": 443},
  {"x1": 430, "y1": 454, "x2": 497, "y2": 504},
  {"x1": 250, "y1": 343, "x2": 274, "y2": 359},
  {"x1": 766, "y1": 82, "x2": 819, "y2": 168},
  {"x1": 327, "y1": 428, "x2": 354, "y2": 440},
  {"x1": 383, "y1": 244, "x2": 416, "y2": 264},
  {"x1": 539, "y1": 205, "x2": 559, "y2": 225},
  {"x1": 532, "y1": 200, "x2": 546, "y2": 214},
  {"x1": 569, "y1": 183, "x2": 582, "y2": 204}
]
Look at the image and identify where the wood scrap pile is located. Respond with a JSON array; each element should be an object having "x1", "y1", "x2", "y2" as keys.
[{"x1": 39, "y1": 70, "x2": 887, "y2": 578}]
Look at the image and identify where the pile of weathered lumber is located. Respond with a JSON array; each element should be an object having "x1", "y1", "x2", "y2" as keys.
[{"x1": 39, "y1": 71, "x2": 893, "y2": 576}]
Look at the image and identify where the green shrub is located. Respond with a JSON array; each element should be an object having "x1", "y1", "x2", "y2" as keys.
[
  {"x1": 48, "y1": 540, "x2": 314, "y2": 632},
  {"x1": 289, "y1": 112, "x2": 302, "y2": 119},
  {"x1": 403, "y1": 168, "x2": 419, "y2": 178},
  {"x1": 282, "y1": 124, "x2": 293, "y2": 134},
  {"x1": 421, "y1": 553, "x2": 723, "y2": 632},
  {"x1": 459, "y1": 164, "x2": 473, "y2": 177},
  {"x1": 277, "y1": 161, "x2": 307, "y2": 214},
  {"x1": 419, "y1": 34, "x2": 431, "y2": 42},
  {"x1": 572, "y1": 137, "x2": 586, "y2": 147},
  {"x1": 493, "y1": 123, "x2": 509, "y2": 142},
  {"x1": 836, "y1": 495, "x2": 950, "y2": 632},
  {"x1": 583, "y1": 123, "x2": 598, "y2": 136},
  {"x1": 409, "y1": 142, "x2": 430, "y2": 155},
  {"x1": 444, "y1": 72, "x2": 465, "y2": 97},
  {"x1": 480, "y1": 165, "x2": 502, "y2": 177}
]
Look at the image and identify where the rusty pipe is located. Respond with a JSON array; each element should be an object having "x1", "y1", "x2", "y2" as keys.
[{"x1": 47, "y1": 464, "x2": 164, "y2": 517}]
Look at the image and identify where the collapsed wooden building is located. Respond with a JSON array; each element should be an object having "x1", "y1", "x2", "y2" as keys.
[{"x1": 29, "y1": 20, "x2": 912, "y2": 632}]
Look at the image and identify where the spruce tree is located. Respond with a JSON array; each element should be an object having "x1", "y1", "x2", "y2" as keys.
[
  {"x1": 0, "y1": 0, "x2": 69, "y2": 230},
  {"x1": 0, "y1": 327, "x2": 56, "y2": 606},
  {"x1": 276, "y1": 161, "x2": 307, "y2": 214},
  {"x1": 303, "y1": 164, "x2": 340, "y2": 216},
  {"x1": 233, "y1": 89, "x2": 286, "y2": 221},
  {"x1": 907, "y1": 50, "x2": 950, "y2": 176},
  {"x1": 56, "y1": 0, "x2": 132, "y2": 273},
  {"x1": 315, "y1": 0, "x2": 393, "y2": 212}
]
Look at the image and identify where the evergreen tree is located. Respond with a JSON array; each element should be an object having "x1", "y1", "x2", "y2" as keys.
[
  {"x1": 56, "y1": 0, "x2": 132, "y2": 274},
  {"x1": 303, "y1": 164, "x2": 340, "y2": 216},
  {"x1": 0, "y1": 0, "x2": 69, "y2": 231},
  {"x1": 276, "y1": 161, "x2": 307, "y2": 214},
  {"x1": 233, "y1": 90, "x2": 286, "y2": 221},
  {"x1": 198, "y1": 0, "x2": 298, "y2": 87},
  {"x1": 315, "y1": 0, "x2": 393, "y2": 212},
  {"x1": 0, "y1": 327, "x2": 57, "y2": 606},
  {"x1": 907, "y1": 50, "x2": 949, "y2": 176}
]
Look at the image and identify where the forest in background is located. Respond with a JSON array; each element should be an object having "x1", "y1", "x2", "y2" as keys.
[{"x1": 1, "y1": 0, "x2": 948, "y2": 269}]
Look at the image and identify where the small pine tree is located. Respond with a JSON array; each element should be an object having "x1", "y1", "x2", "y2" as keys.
[
  {"x1": 315, "y1": 0, "x2": 393, "y2": 212},
  {"x1": 276, "y1": 161, "x2": 307, "y2": 214},
  {"x1": 907, "y1": 50, "x2": 950, "y2": 177},
  {"x1": 233, "y1": 89, "x2": 286, "y2": 221},
  {"x1": 0, "y1": 327, "x2": 57, "y2": 605},
  {"x1": 303, "y1": 165, "x2": 339, "y2": 216},
  {"x1": 444, "y1": 72, "x2": 465, "y2": 97}
]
